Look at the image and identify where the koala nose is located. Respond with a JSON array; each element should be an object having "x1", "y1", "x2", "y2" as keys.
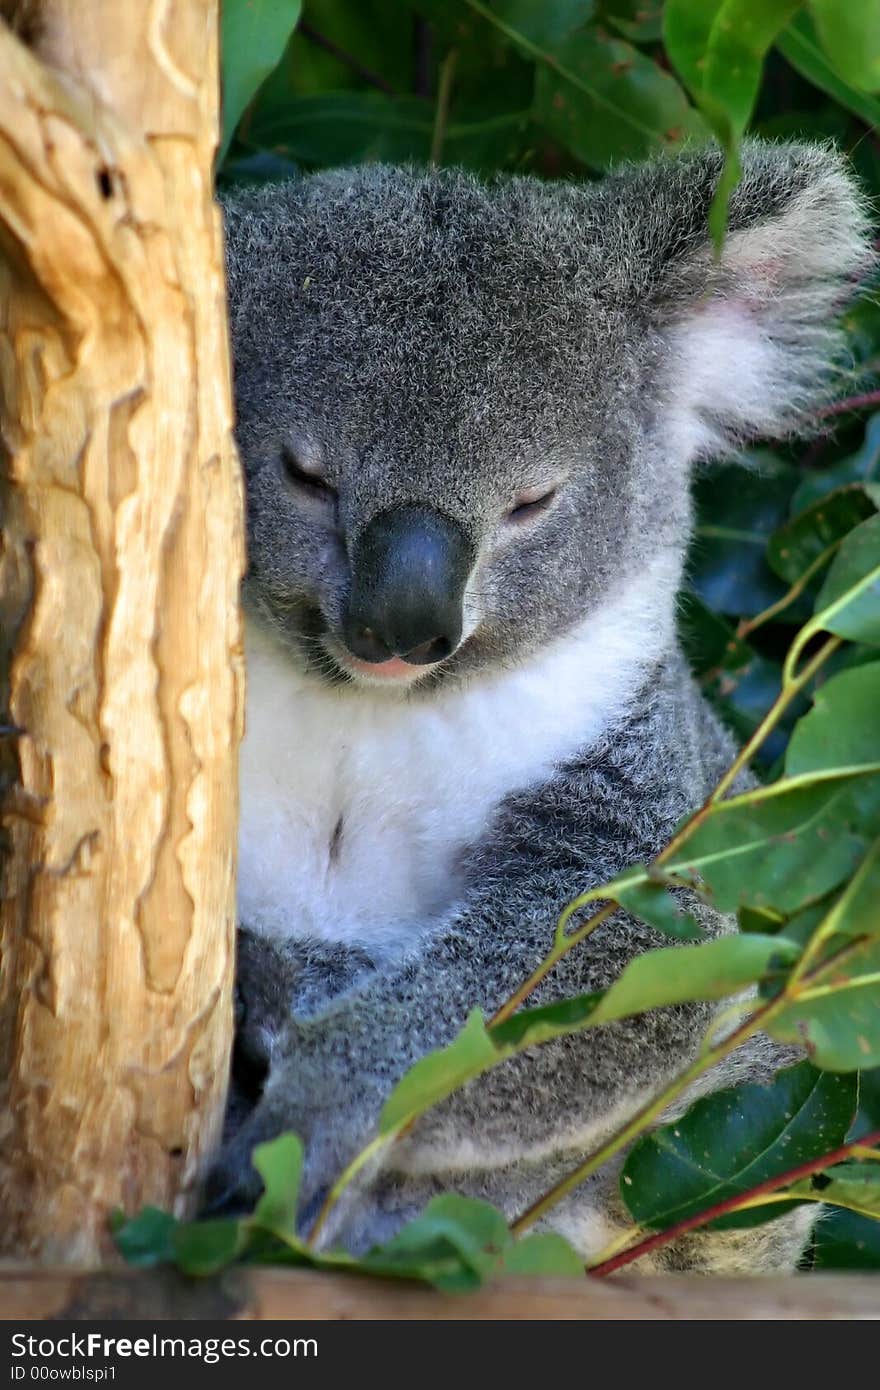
[{"x1": 345, "y1": 505, "x2": 474, "y2": 665}]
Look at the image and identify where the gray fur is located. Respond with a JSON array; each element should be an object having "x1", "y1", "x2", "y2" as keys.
[{"x1": 213, "y1": 141, "x2": 872, "y2": 1270}]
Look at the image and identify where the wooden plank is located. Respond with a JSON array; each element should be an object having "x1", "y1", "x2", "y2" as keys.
[{"x1": 0, "y1": 1267, "x2": 877, "y2": 1320}]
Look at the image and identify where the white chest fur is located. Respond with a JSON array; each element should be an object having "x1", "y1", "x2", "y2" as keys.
[{"x1": 238, "y1": 555, "x2": 676, "y2": 952}]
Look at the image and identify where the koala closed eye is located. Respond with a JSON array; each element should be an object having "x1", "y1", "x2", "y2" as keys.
[
  {"x1": 505, "y1": 482, "x2": 561, "y2": 524},
  {"x1": 279, "y1": 445, "x2": 337, "y2": 509}
]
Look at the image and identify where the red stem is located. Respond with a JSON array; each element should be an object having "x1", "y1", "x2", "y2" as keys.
[
  {"x1": 817, "y1": 390, "x2": 880, "y2": 419},
  {"x1": 589, "y1": 1127, "x2": 880, "y2": 1278}
]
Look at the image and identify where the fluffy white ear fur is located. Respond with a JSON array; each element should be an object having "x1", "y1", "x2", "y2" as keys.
[{"x1": 667, "y1": 153, "x2": 874, "y2": 462}]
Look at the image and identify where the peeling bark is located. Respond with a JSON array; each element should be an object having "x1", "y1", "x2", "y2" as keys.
[{"x1": 0, "y1": 2, "x2": 244, "y2": 1262}]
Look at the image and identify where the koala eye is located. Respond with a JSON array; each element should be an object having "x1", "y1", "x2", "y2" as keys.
[
  {"x1": 506, "y1": 484, "x2": 559, "y2": 524},
  {"x1": 280, "y1": 446, "x2": 337, "y2": 505}
]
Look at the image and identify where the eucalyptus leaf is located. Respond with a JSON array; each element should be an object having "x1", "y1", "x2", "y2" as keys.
[
  {"x1": 678, "y1": 591, "x2": 753, "y2": 677},
  {"x1": 249, "y1": 92, "x2": 529, "y2": 170},
  {"x1": 498, "y1": 1231, "x2": 585, "y2": 1276},
  {"x1": 621, "y1": 1063, "x2": 857, "y2": 1229},
  {"x1": 788, "y1": 1163, "x2": 880, "y2": 1219},
  {"x1": 679, "y1": 601, "x2": 790, "y2": 764},
  {"x1": 600, "y1": 0, "x2": 664, "y2": 43},
  {"x1": 767, "y1": 937, "x2": 880, "y2": 1070},
  {"x1": 251, "y1": 1133, "x2": 304, "y2": 1241},
  {"x1": 738, "y1": 904, "x2": 787, "y2": 935},
  {"x1": 360, "y1": 1195, "x2": 511, "y2": 1290},
  {"x1": 488, "y1": 0, "x2": 596, "y2": 46},
  {"x1": 813, "y1": 1206, "x2": 880, "y2": 1269},
  {"x1": 492, "y1": 933, "x2": 799, "y2": 1051},
  {"x1": 690, "y1": 455, "x2": 798, "y2": 618},
  {"x1": 806, "y1": 512, "x2": 880, "y2": 649},
  {"x1": 810, "y1": 0, "x2": 880, "y2": 93},
  {"x1": 855, "y1": 1068, "x2": 880, "y2": 1133},
  {"x1": 785, "y1": 663, "x2": 880, "y2": 776},
  {"x1": 704, "y1": 652, "x2": 793, "y2": 770},
  {"x1": 777, "y1": 11, "x2": 880, "y2": 126},
  {"x1": 112, "y1": 1206, "x2": 178, "y2": 1268},
  {"x1": 767, "y1": 484, "x2": 880, "y2": 585},
  {"x1": 611, "y1": 879, "x2": 704, "y2": 940},
  {"x1": 533, "y1": 27, "x2": 705, "y2": 167},
  {"x1": 768, "y1": 896, "x2": 841, "y2": 949},
  {"x1": 791, "y1": 415, "x2": 880, "y2": 512},
  {"x1": 221, "y1": 0, "x2": 302, "y2": 161},
  {"x1": 172, "y1": 1219, "x2": 245, "y2": 1277},
  {"x1": 658, "y1": 770, "x2": 880, "y2": 914},
  {"x1": 664, "y1": 0, "x2": 803, "y2": 240}
]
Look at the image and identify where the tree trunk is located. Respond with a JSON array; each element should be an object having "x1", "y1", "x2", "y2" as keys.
[{"x1": 0, "y1": 1, "x2": 244, "y2": 1263}]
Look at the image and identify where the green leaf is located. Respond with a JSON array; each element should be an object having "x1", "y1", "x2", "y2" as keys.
[
  {"x1": 499, "y1": 1232, "x2": 585, "y2": 1276},
  {"x1": 658, "y1": 770, "x2": 880, "y2": 915},
  {"x1": 704, "y1": 652, "x2": 793, "y2": 767},
  {"x1": 251, "y1": 1133, "x2": 304, "y2": 1240},
  {"x1": 813, "y1": 1206, "x2": 880, "y2": 1269},
  {"x1": 113, "y1": 1206, "x2": 178, "y2": 1268},
  {"x1": 767, "y1": 937, "x2": 880, "y2": 1069},
  {"x1": 767, "y1": 484, "x2": 880, "y2": 585},
  {"x1": 288, "y1": 0, "x2": 435, "y2": 96},
  {"x1": 361, "y1": 1195, "x2": 511, "y2": 1291},
  {"x1": 855, "y1": 1068, "x2": 880, "y2": 1133},
  {"x1": 807, "y1": 512, "x2": 880, "y2": 648},
  {"x1": 488, "y1": 991, "x2": 604, "y2": 1050},
  {"x1": 772, "y1": 896, "x2": 842, "y2": 948},
  {"x1": 690, "y1": 455, "x2": 799, "y2": 618},
  {"x1": 810, "y1": 0, "x2": 880, "y2": 92},
  {"x1": 678, "y1": 591, "x2": 752, "y2": 678},
  {"x1": 589, "y1": 931, "x2": 799, "y2": 1025},
  {"x1": 621, "y1": 1063, "x2": 858, "y2": 1229},
  {"x1": 461, "y1": 0, "x2": 703, "y2": 166},
  {"x1": 492, "y1": 933, "x2": 799, "y2": 1051},
  {"x1": 791, "y1": 416, "x2": 880, "y2": 512},
  {"x1": 600, "y1": 0, "x2": 664, "y2": 43},
  {"x1": 777, "y1": 11, "x2": 880, "y2": 126},
  {"x1": 533, "y1": 27, "x2": 706, "y2": 167},
  {"x1": 221, "y1": 0, "x2": 302, "y2": 161},
  {"x1": 380, "y1": 1008, "x2": 497, "y2": 1134},
  {"x1": 172, "y1": 1219, "x2": 245, "y2": 1277},
  {"x1": 612, "y1": 879, "x2": 704, "y2": 940},
  {"x1": 680, "y1": 604, "x2": 792, "y2": 765},
  {"x1": 488, "y1": 0, "x2": 597, "y2": 46},
  {"x1": 664, "y1": 0, "x2": 804, "y2": 242},
  {"x1": 249, "y1": 92, "x2": 530, "y2": 171},
  {"x1": 788, "y1": 1163, "x2": 880, "y2": 1218},
  {"x1": 786, "y1": 664, "x2": 880, "y2": 777},
  {"x1": 738, "y1": 903, "x2": 787, "y2": 934}
]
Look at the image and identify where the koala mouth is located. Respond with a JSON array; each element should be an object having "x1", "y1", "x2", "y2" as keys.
[
  {"x1": 291, "y1": 604, "x2": 458, "y2": 690},
  {"x1": 324, "y1": 639, "x2": 442, "y2": 688}
]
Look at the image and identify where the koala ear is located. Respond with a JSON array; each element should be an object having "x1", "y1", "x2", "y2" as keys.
[{"x1": 612, "y1": 141, "x2": 875, "y2": 460}]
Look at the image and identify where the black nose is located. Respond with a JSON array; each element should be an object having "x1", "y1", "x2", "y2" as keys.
[{"x1": 344, "y1": 505, "x2": 474, "y2": 665}]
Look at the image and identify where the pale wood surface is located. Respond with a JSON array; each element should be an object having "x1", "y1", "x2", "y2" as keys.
[
  {"x1": 0, "y1": 1267, "x2": 876, "y2": 1321},
  {"x1": 0, "y1": 2, "x2": 243, "y2": 1263}
]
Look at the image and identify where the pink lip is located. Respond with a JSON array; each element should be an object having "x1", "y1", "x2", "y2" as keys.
[{"x1": 343, "y1": 653, "x2": 427, "y2": 681}]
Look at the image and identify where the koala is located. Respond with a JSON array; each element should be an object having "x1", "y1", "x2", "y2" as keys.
[{"x1": 211, "y1": 141, "x2": 872, "y2": 1272}]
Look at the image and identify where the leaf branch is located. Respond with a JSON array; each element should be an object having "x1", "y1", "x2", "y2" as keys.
[
  {"x1": 587, "y1": 1127, "x2": 880, "y2": 1278},
  {"x1": 818, "y1": 389, "x2": 880, "y2": 419}
]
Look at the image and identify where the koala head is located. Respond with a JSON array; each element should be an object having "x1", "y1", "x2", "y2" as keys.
[{"x1": 222, "y1": 142, "x2": 871, "y2": 693}]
